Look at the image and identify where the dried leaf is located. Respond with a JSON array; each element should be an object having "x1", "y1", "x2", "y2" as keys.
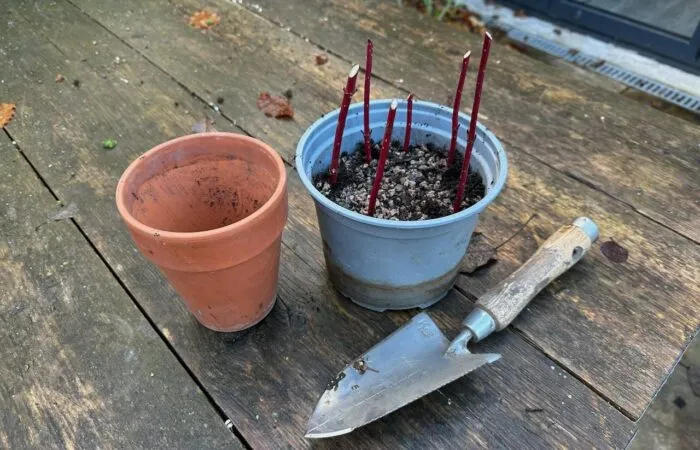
[
  {"x1": 460, "y1": 232, "x2": 497, "y2": 274},
  {"x1": 514, "y1": 9, "x2": 527, "y2": 17},
  {"x1": 50, "y1": 202, "x2": 79, "y2": 221},
  {"x1": 0, "y1": 103, "x2": 16, "y2": 128},
  {"x1": 55, "y1": 74, "x2": 65, "y2": 83},
  {"x1": 189, "y1": 10, "x2": 220, "y2": 29},
  {"x1": 600, "y1": 239, "x2": 629, "y2": 263},
  {"x1": 448, "y1": 8, "x2": 486, "y2": 34},
  {"x1": 466, "y1": 15, "x2": 486, "y2": 35},
  {"x1": 192, "y1": 116, "x2": 217, "y2": 133},
  {"x1": 315, "y1": 54, "x2": 329, "y2": 65},
  {"x1": 257, "y1": 92, "x2": 294, "y2": 119}
]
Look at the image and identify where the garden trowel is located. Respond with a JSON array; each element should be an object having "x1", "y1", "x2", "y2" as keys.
[{"x1": 306, "y1": 217, "x2": 599, "y2": 438}]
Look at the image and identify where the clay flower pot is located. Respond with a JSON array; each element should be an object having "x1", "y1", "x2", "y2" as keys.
[{"x1": 116, "y1": 133, "x2": 287, "y2": 332}]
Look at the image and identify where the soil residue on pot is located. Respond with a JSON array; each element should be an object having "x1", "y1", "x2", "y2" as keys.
[
  {"x1": 130, "y1": 159, "x2": 275, "y2": 233},
  {"x1": 314, "y1": 141, "x2": 485, "y2": 220}
]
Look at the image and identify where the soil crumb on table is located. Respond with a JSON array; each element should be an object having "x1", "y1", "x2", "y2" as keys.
[{"x1": 314, "y1": 141, "x2": 485, "y2": 220}]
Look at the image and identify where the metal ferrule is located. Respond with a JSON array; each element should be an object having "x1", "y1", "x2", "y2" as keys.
[
  {"x1": 462, "y1": 308, "x2": 496, "y2": 342},
  {"x1": 573, "y1": 217, "x2": 599, "y2": 242}
]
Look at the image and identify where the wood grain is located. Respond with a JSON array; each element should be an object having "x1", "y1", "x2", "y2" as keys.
[
  {"x1": 1, "y1": 0, "x2": 636, "y2": 447},
  {"x1": 245, "y1": 0, "x2": 700, "y2": 243},
  {"x1": 0, "y1": 141, "x2": 239, "y2": 448},
  {"x1": 60, "y1": 0, "x2": 700, "y2": 418}
]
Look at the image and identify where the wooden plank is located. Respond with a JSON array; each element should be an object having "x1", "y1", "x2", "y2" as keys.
[
  {"x1": 0, "y1": 142, "x2": 239, "y2": 448},
  {"x1": 0, "y1": 1, "x2": 635, "y2": 448},
  {"x1": 63, "y1": 0, "x2": 700, "y2": 418},
  {"x1": 244, "y1": 0, "x2": 700, "y2": 244}
]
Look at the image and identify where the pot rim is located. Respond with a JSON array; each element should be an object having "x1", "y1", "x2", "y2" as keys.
[
  {"x1": 116, "y1": 132, "x2": 287, "y2": 241},
  {"x1": 295, "y1": 99, "x2": 508, "y2": 230}
]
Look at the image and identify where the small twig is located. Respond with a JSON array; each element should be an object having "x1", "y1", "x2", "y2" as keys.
[
  {"x1": 447, "y1": 51, "x2": 471, "y2": 166},
  {"x1": 403, "y1": 93, "x2": 414, "y2": 153},
  {"x1": 329, "y1": 64, "x2": 360, "y2": 185},
  {"x1": 495, "y1": 213, "x2": 537, "y2": 250},
  {"x1": 363, "y1": 40, "x2": 374, "y2": 163},
  {"x1": 367, "y1": 100, "x2": 399, "y2": 216},
  {"x1": 453, "y1": 32, "x2": 492, "y2": 211}
]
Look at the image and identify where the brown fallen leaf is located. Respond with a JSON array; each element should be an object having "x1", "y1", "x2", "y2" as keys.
[
  {"x1": 0, "y1": 103, "x2": 16, "y2": 128},
  {"x1": 459, "y1": 232, "x2": 497, "y2": 274},
  {"x1": 189, "y1": 10, "x2": 220, "y2": 29},
  {"x1": 315, "y1": 54, "x2": 329, "y2": 65},
  {"x1": 467, "y1": 15, "x2": 486, "y2": 35},
  {"x1": 257, "y1": 92, "x2": 294, "y2": 119},
  {"x1": 55, "y1": 74, "x2": 65, "y2": 83},
  {"x1": 600, "y1": 239, "x2": 629, "y2": 263},
  {"x1": 447, "y1": 8, "x2": 486, "y2": 34},
  {"x1": 515, "y1": 9, "x2": 527, "y2": 18}
]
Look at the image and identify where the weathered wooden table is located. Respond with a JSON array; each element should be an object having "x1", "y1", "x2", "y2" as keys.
[{"x1": 1, "y1": 0, "x2": 698, "y2": 448}]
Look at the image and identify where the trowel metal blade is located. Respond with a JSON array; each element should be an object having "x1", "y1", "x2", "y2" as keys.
[{"x1": 305, "y1": 312, "x2": 500, "y2": 438}]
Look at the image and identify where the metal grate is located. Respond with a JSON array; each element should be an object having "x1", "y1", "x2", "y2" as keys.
[{"x1": 506, "y1": 28, "x2": 700, "y2": 114}]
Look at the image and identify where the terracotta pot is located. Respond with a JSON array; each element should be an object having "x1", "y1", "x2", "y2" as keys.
[{"x1": 116, "y1": 133, "x2": 288, "y2": 332}]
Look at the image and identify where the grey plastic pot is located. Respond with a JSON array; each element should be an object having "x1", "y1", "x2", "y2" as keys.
[{"x1": 296, "y1": 99, "x2": 508, "y2": 311}]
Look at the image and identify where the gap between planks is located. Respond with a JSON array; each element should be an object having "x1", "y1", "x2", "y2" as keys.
[
  {"x1": 59, "y1": 0, "x2": 646, "y2": 425},
  {"x1": 1, "y1": 128, "x2": 253, "y2": 450}
]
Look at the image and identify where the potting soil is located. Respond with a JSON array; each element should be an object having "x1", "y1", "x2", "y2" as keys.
[{"x1": 314, "y1": 141, "x2": 485, "y2": 220}]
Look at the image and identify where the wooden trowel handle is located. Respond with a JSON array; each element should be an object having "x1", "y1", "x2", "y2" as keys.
[{"x1": 476, "y1": 217, "x2": 598, "y2": 332}]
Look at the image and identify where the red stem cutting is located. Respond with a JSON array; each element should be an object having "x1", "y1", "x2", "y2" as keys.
[
  {"x1": 329, "y1": 64, "x2": 360, "y2": 185},
  {"x1": 453, "y1": 32, "x2": 492, "y2": 212},
  {"x1": 403, "y1": 93, "x2": 414, "y2": 153},
  {"x1": 367, "y1": 99, "x2": 398, "y2": 217},
  {"x1": 363, "y1": 40, "x2": 373, "y2": 163},
  {"x1": 446, "y1": 51, "x2": 471, "y2": 167}
]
